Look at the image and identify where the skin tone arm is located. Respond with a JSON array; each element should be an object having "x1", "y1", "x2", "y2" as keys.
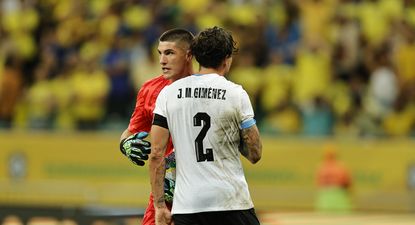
[
  {"x1": 149, "y1": 125, "x2": 172, "y2": 225},
  {"x1": 239, "y1": 124, "x2": 262, "y2": 164},
  {"x1": 120, "y1": 128, "x2": 133, "y2": 142}
]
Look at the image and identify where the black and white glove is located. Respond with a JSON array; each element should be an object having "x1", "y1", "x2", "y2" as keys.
[
  {"x1": 164, "y1": 151, "x2": 176, "y2": 203},
  {"x1": 120, "y1": 132, "x2": 151, "y2": 166}
]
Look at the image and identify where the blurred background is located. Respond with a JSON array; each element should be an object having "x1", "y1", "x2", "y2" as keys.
[{"x1": 1, "y1": 0, "x2": 415, "y2": 224}]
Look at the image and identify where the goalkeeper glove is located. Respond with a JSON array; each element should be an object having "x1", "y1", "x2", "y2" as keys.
[
  {"x1": 164, "y1": 151, "x2": 176, "y2": 203},
  {"x1": 120, "y1": 132, "x2": 151, "y2": 166},
  {"x1": 164, "y1": 177, "x2": 175, "y2": 203}
]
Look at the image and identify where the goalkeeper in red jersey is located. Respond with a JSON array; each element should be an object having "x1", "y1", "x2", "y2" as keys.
[{"x1": 119, "y1": 28, "x2": 194, "y2": 225}]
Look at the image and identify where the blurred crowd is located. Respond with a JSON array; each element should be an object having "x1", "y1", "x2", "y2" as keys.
[{"x1": 1, "y1": 0, "x2": 415, "y2": 138}]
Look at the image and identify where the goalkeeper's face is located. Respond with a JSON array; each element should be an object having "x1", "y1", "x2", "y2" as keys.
[{"x1": 158, "y1": 41, "x2": 192, "y2": 81}]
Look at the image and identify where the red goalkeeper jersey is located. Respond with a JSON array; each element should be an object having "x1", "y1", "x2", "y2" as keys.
[
  {"x1": 128, "y1": 75, "x2": 174, "y2": 156},
  {"x1": 128, "y1": 75, "x2": 174, "y2": 225}
]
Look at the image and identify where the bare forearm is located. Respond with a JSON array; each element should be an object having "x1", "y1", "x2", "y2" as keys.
[
  {"x1": 149, "y1": 125, "x2": 170, "y2": 209},
  {"x1": 149, "y1": 151, "x2": 166, "y2": 208},
  {"x1": 240, "y1": 125, "x2": 262, "y2": 164},
  {"x1": 120, "y1": 128, "x2": 133, "y2": 142}
]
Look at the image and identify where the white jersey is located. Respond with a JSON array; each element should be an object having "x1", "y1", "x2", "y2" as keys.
[{"x1": 154, "y1": 73, "x2": 256, "y2": 214}]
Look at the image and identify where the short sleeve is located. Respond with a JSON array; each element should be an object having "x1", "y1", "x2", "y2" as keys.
[
  {"x1": 128, "y1": 86, "x2": 152, "y2": 133},
  {"x1": 154, "y1": 86, "x2": 168, "y2": 118},
  {"x1": 239, "y1": 88, "x2": 256, "y2": 129}
]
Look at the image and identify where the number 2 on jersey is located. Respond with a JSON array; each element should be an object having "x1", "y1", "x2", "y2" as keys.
[{"x1": 193, "y1": 112, "x2": 214, "y2": 162}]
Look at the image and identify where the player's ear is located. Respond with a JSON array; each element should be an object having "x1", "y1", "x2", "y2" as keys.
[
  {"x1": 226, "y1": 56, "x2": 233, "y2": 66},
  {"x1": 223, "y1": 56, "x2": 232, "y2": 68},
  {"x1": 186, "y1": 50, "x2": 192, "y2": 61},
  {"x1": 223, "y1": 56, "x2": 233, "y2": 74}
]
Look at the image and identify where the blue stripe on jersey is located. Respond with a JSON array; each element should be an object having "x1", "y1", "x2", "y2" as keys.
[{"x1": 241, "y1": 118, "x2": 256, "y2": 129}]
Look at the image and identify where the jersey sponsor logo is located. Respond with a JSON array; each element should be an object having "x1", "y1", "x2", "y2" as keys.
[{"x1": 177, "y1": 87, "x2": 226, "y2": 100}]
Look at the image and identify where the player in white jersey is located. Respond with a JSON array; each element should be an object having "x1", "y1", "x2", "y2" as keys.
[{"x1": 149, "y1": 26, "x2": 262, "y2": 225}]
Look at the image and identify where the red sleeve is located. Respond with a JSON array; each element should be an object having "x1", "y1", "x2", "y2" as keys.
[
  {"x1": 128, "y1": 76, "x2": 171, "y2": 134},
  {"x1": 128, "y1": 86, "x2": 152, "y2": 133},
  {"x1": 128, "y1": 75, "x2": 174, "y2": 156}
]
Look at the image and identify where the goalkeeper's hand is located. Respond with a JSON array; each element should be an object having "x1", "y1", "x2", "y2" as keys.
[
  {"x1": 120, "y1": 132, "x2": 151, "y2": 166},
  {"x1": 164, "y1": 151, "x2": 176, "y2": 203},
  {"x1": 164, "y1": 177, "x2": 175, "y2": 203}
]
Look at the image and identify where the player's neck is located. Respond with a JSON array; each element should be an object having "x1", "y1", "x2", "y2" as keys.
[
  {"x1": 198, "y1": 67, "x2": 224, "y2": 76},
  {"x1": 171, "y1": 73, "x2": 187, "y2": 82},
  {"x1": 170, "y1": 67, "x2": 194, "y2": 82}
]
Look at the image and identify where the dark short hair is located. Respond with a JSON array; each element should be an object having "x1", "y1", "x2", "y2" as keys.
[
  {"x1": 159, "y1": 28, "x2": 194, "y2": 48},
  {"x1": 190, "y1": 26, "x2": 238, "y2": 69}
]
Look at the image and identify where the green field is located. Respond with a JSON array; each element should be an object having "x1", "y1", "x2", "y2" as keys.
[
  {"x1": 259, "y1": 211, "x2": 415, "y2": 225},
  {"x1": 3, "y1": 211, "x2": 415, "y2": 225}
]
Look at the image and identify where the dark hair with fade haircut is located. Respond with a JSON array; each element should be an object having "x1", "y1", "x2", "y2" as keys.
[
  {"x1": 190, "y1": 26, "x2": 238, "y2": 69},
  {"x1": 159, "y1": 28, "x2": 194, "y2": 48}
]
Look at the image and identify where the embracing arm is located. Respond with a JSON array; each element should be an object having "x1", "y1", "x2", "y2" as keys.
[
  {"x1": 149, "y1": 124, "x2": 173, "y2": 225},
  {"x1": 149, "y1": 125, "x2": 170, "y2": 208},
  {"x1": 239, "y1": 124, "x2": 262, "y2": 164}
]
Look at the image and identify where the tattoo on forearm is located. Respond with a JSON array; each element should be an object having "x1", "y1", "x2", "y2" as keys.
[
  {"x1": 150, "y1": 152, "x2": 167, "y2": 208},
  {"x1": 240, "y1": 126, "x2": 262, "y2": 162},
  {"x1": 156, "y1": 196, "x2": 165, "y2": 205},
  {"x1": 239, "y1": 133, "x2": 249, "y2": 157}
]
